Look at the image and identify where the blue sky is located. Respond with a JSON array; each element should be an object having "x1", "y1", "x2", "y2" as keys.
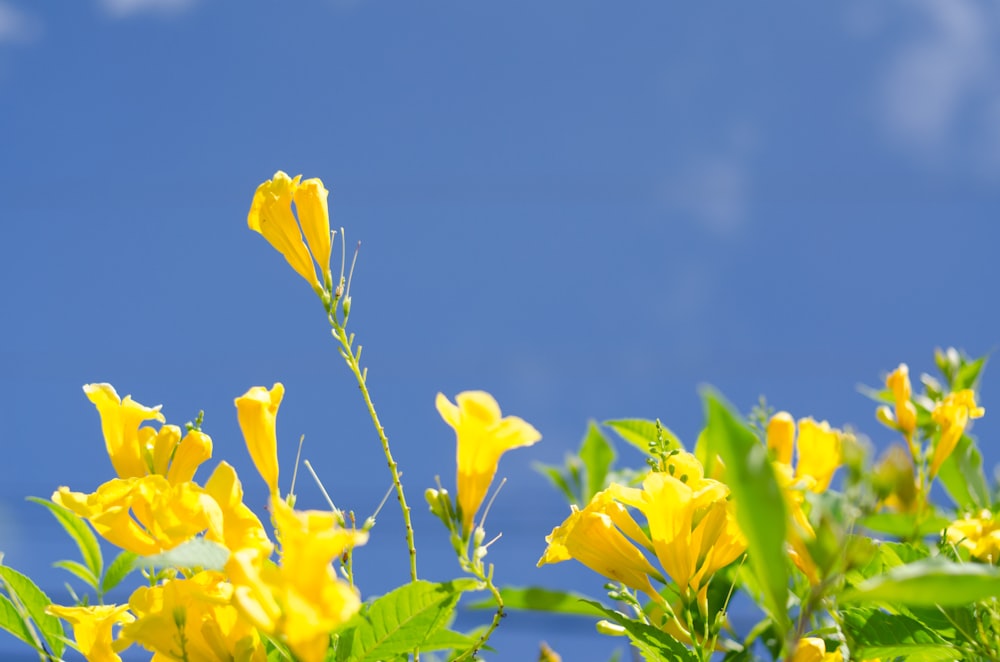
[{"x1": 1, "y1": 1, "x2": 999, "y2": 659}]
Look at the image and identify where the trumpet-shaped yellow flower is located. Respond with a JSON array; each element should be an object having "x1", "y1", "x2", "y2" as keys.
[
  {"x1": 46, "y1": 603, "x2": 134, "y2": 662},
  {"x1": 123, "y1": 571, "x2": 266, "y2": 662},
  {"x1": 876, "y1": 364, "x2": 917, "y2": 437},
  {"x1": 54, "y1": 476, "x2": 223, "y2": 556},
  {"x1": 930, "y1": 389, "x2": 985, "y2": 478},
  {"x1": 235, "y1": 383, "x2": 284, "y2": 495},
  {"x1": 227, "y1": 497, "x2": 367, "y2": 662},
  {"x1": 436, "y1": 391, "x2": 541, "y2": 534},
  {"x1": 946, "y1": 509, "x2": 1000, "y2": 563},
  {"x1": 766, "y1": 413, "x2": 842, "y2": 492},
  {"x1": 538, "y1": 487, "x2": 664, "y2": 603},
  {"x1": 203, "y1": 461, "x2": 273, "y2": 557},
  {"x1": 84, "y1": 383, "x2": 213, "y2": 484},
  {"x1": 248, "y1": 171, "x2": 332, "y2": 292},
  {"x1": 790, "y1": 637, "x2": 843, "y2": 662}
]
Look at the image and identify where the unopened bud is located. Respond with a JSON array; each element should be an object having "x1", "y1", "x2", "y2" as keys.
[
  {"x1": 595, "y1": 620, "x2": 626, "y2": 636},
  {"x1": 424, "y1": 488, "x2": 454, "y2": 527},
  {"x1": 343, "y1": 296, "x2": 352, "y2": 317},
  {"x1": 472, "y1": 525, "x2": 486, "y2": 548}
]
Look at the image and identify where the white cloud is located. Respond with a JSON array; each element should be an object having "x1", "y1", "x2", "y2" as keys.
[
  {"x1": 0, "y1": 2, "x2": 41, "y2": 45},
  {"x1": 875, "y1": 0, "x2": 1000, "y2": 172},
  {"x1": 99, "y1": 0, "x2": 199, "y2": 18}
]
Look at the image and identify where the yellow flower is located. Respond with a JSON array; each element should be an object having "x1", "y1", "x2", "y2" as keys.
[
  {"x1": 766, "y1": 413, "x2": 842, "y2": 492},
  {"x1": 790, "y1": 637, "x2": 843, "y2": 662},
  {"x1": 538, "y1": 487, "x2": 664, "y2": 603},
  {"x1": 54, "y1": 476, "x2": 222, "y2": 556},
  {"x1": 247, "y1": 171, "x2": 332, "y2": 292},
  {"x1": 946, "y1": 509, "x2": 1000, "y2": 562},
  {"x1": 46, "y1": 603, "x2": 134, "y2": 662},
  {"x1": 123, "y1": 571, "x2": 265, "y2": 662},
  {"x1": 203, "y1": 462, "x2": 274, "y2": 557},
  {"x1": 84, "y1": 383, "x2": 213, "y2": 484},
  {"x1": 876, "y1": 364, "x2": 917, "y2": 437},
  {"x1": 235, "y1": 383, "x2": 284, "y2": 495},
  {"x1": 436, "y1": 391, "x2": 541, "y2": 535},
  {"x1": 227, "y1": 497, "x2": 367, "y2": 662},
  {"x1": 930, "y1": 389, "x2": 985, "y2": 478}
]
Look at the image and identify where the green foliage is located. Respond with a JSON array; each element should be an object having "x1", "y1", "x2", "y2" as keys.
[
  {"x1": 842, "y1": 608, "x2": 957, "y2": 661},
  {"x1": 0, "y1": 563, "x2": 65, "y2": 659},
  {"x1": 581, "y1": 600, "x2": 698, "y2": 662},
  {"x1": 842, "y1": 557, "x2": 1000, "y2": 606},
  {"x1": 133, "y1": 537, "x2": 230, "y2": 573},
  {"x1": 467, "y1": 586, "x2": 606, "y2": 617},
  {"x1": 28, "y1": 497, "x2": 103, "y2": 587}
]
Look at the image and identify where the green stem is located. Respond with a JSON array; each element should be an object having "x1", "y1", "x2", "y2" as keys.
[
  {"x1": 454, "y1": 567, "x2": 504, "y2": 662},
  {"x1": 328, "y1": 316, "x2": 418, "y2": 583}
]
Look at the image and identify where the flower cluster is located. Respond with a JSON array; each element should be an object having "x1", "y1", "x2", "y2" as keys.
[{"x1": 46, "y1": 382, "x2": 366, "y2": 662}]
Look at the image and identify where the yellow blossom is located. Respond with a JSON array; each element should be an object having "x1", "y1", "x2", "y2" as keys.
[
  {"x1": 930, "y1": 389, "x2": 985, "y2": 478},
  {"x1": 876, "y1": 364, "x2": 917, "y2": 437},
  {"x1": 947, "y1": 509, "x2": 1000, "y2": 562},
  {"x1": 46, "y1": 603, "x2": 134, "y2": 662},
  {"x1": 123, "y1": 571, "x2": 265, "y2": 662},
  {"x1": 54, "y1": 476, "x2": 222, "y2": 556},
  {"x1": 203, "y1": 461, "x2": 273, "y2": 556},
  {"x1": 83, "y1": 383, "x2": 213, "y2": 484},
  {"x1": 436, "y1": 391, "x2": 541, "y2": 535},
  {"x1": 235, "y1": 383, "x2": 284, "y2": 495},
  {"x1": 248, "y1": 171, "x2": 331, "y2": 292},
  {"x1": 766, "y1": 413, "x2": 842, "y2": 492},
  {"x1": 227, "y1": 497, "x2": 367, "y2": 662},
  {"x1": 790, "y1": 637, "x2": 843, "y2": 662}
]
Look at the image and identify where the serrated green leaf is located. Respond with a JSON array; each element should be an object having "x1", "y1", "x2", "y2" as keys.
[
  {"x1": 842, "y1": 558, "x2": 1000, "y2": 606},
  {"x1": 344, "y1": 579, "x2": 479, "y2": 662},
  {"x1": 603, "y1": 419, "x2": 682, "y2": 454},
  {"x1": 133, "y1": 537, "x2": 229, "y2": 572},
  {"x1": 859, "y1": 513, "x2": 951, "y2": 538},
  {"x1": 936, "y1": 434, "x2": 990, "y2": 510},
  {"x1": 842, "y1": 608, "x2": 956, "y2": 661},
  {"x1": 28, "y1": 497, "x2": 103, "y2": 581},
  {"x1": 0, "y1": 593, "x2": 39, "y2": 652},
  {"x1": 701, "y1": 389, "x2": 789, "y2": 634},
  {"x1": 580, "y1": 422, "x2": 615, "y2": 502},
  {"x1": 0, "y1": 565, "x2": 65, "y2": 658},
  {"x1": 52, "y1": 560, "x2": 99, "y2": 589},
  {"x1": 102, "y1": 550, "x2": 138, "y2": 595},
  {"x1": 467, "y1": 586, "x2": 605, "y2": 617},
  {"x1": 580, "y1": 599, "x2": 698, "y2": 662},
  {"x1": 532, "y1": 462, "x2": 578, "y2": 506}
]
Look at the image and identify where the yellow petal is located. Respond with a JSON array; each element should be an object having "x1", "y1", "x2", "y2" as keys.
[
  {"x1": 795, "y1": 418, "x2": 841, "y2": 492},
  {"x1": 47, "y1": 603, "x2": 134, "y2": 662},
  {"x1": 235, "y1": 383, "x2": 283, "y2": 494},
  {"x1": 766, "y1": 411, "x2": 795, "y2": 466},
  {"x1": 247, "y1": 171, "x2": 321, "y2": 290},
  {"x1": 166, "y1": 429, "x2": 213, "y2": 485},
  {"x1": 293, "y1": 178, "x2": 332, "y2": 285},
  {"x1": 84, "y1": 383, "x2": 165, "y2": 479}
]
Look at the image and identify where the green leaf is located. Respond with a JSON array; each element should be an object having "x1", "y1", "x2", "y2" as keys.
[
  {"x1": 842, "y1": 558, "x2": 1000, "y2": 606},
  {"x1": 133, "y1": 537, "x2": 229, "y2": 573},
  {"x1": 417, "y1": 628, "x2": 480, "y2": 653},
  {"x1": 102, "y1": 550, "x2": 138, "y2": 595},
  {"x1": 936, "y1": 434, "x2": 990, "y2": 510},
  {"x1": 859, "y1": 513, "x2": 951, "y2": 538},
  {"x1": 953, "y1": 354, "x2": 986, "y2": 391},
  {"x1": 842, "y1": 607, "x2": 957, "y2": 661},
  {"x1": 532, "y1": 462, "x2": 578, "y2": 506},
  {"x1": 603, "y1": 419, "x2": 682, "y2": 454},
  {"x1": 467, "y1": 586, "x2": 606, "y2": 617},
  {"x1": 52, "y1": 560, "x2": 99, "y2": 589},
  {"x1": 0, "y1": 593, "x2": 39, "y2": 652},
  {"x1": 581, "y1": 600, "x2": 698, "y2": 662},
  {"x1": 580, "y1": 422, "x2": 615, "y2": 502},
  {"x1": 701, "y1": 388, "x2": 789, "y2": 633},
  {"x1": 0, "y1": 565, "x2": 65, "y2": 658},
  {"x1": 28, "y1": 496, "x2": 103, "y2": 581},
  {"x1": 339, "y1": 579, "x2": 479, "y2": 662}
]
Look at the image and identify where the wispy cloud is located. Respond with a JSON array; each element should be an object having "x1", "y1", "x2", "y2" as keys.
[
  {"x1": 0, "y1": 2, "x2": 41, "y2": 45},
  {"x1": 98, "y1": 0, "x2": 199, "y2": 18},
  {"x1": 874, "y1": 0, "x2": 1000, "y2": 173}
]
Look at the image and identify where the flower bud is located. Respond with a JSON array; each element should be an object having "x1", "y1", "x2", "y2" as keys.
[{"x1": 595, "y1": 620, "x2": 626, "y2": 636}]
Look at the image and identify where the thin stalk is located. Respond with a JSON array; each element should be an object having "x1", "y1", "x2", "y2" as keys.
[{"x1": 454, "y1": 567, "x2": 504, "y2": 662}]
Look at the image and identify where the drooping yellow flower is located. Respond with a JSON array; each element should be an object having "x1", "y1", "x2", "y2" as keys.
[
  {"x1": 227, "y1": 497, "x2": 367, "y2": 662},
  {"x1": 83, "y1": 384, "x2": 213, "y2": 484},
  {"x1": 46, "y1": 603, "x2": 134, "y2": 662},
  {"x1": 766, "y1": 413, "x2": 842, "y2": 492},
  {"x1": 235, "y1": 383, "x2": 284, "y2": 495},
  {"x1": 248, "y1": 171, "x2": 332, "y2": 293},
  {"x1": 54, "y1": 476, "x2": 222, "y2": 556},
  {"x1": 946, "y1": 509, "x2": 1000, "y2": 563},
  {"x1": 876, "y1": 364, "x2": 917, "y2": 438},
  {"x1": 538, "y1": 487, "x2": 664, "y2": 603},
  {"x1": 123, "y1": 571, "x2": 266, "y2": 662},
  {"x1": 436, "y1": 391, "x2": 541, "y2": 535},
  {"x1": 790, "y1": 637, "x2": 843, "y2": 662},
  {"x1": 929, "y1": 389, "x2": 985, "y2": 478},
  {"x1": 203, "y1": 461, "x2": 274, "y2": 557}
]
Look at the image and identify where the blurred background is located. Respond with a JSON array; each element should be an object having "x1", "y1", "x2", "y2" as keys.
[{"x1": 1, "y1": 1, "x2": 999, "y2": 659}]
